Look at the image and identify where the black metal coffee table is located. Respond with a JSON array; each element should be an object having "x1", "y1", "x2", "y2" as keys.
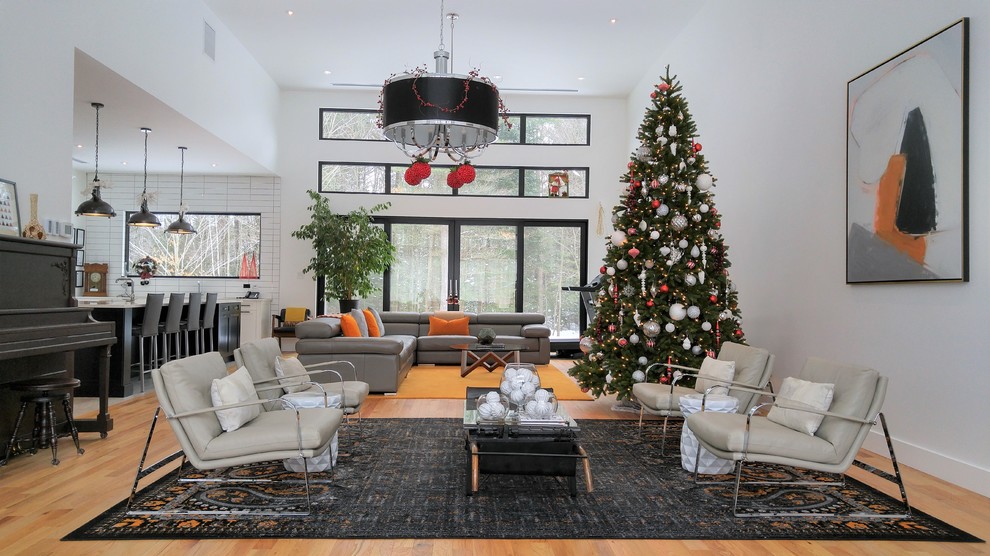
[{"x1": 462, "y1": 387, "x2": 592, "y2": 496}]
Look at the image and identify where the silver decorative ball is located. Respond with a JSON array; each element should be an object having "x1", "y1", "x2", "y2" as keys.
[
  {"x1": 643, "y1": 320, "x2": 661, "y2": 337},
  {"x1": 671, "y1": 214, "x2": 688, "y2": 231}
]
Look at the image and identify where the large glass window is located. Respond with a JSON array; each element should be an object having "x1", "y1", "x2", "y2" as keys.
[
  {"x1": 319, "y1": 109, "x2": 590, "y2": 145},
  {"x1": 346, "y1": 218, "x2": 587, "y2": 338},
  {"x1": 321, "y1": 162, "x2": 588, "y2": 198},
  {"x1": 125, "y1": 212, "x2": 261, "y2": 278}
]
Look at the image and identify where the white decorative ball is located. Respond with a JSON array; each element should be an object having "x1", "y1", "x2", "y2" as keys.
[
  {"x1": 643, "y1": 321, "x2": 661, "y2": 337},
  {"x1": 682, "y1": 338, "x2": 692, "y2": 350},
  {"x1": 521, "y1": 382, "x2": 536, "y2": 397},
  {"x1": 500, "y1": 381, "x2": 513, "y2": 395},
  {"x1": 606, "y1": 266, "x2": 616, "y2": 276},
  {"x1": 504, "y1": 367, "x2": 518, "y2": 380},
  {"x1": 605, "y1": 373, "x2": 614, "y2": 384},
  {"x1": 535, "y1": 389, "x2": 551, "y2": 402},
  {"x1": 692, "y1": 214, "x2": 702, "y2": 222},
  {"x1": 699, "y1": 203, "x2": 709, "y2": 213},
  {"x1": 678, "y1": 239, "x2": 689, "y2": 249},
  {"x1": 669, "y1": 303, "x2": 687, "y2": 321},
  {"x1": 668, "y1": 125, "x2": 678, "y2": 137},
  {"x1": 616, "y1": 259, "x2": 628, "y2": 270},
  {"x1": 659, "y1": 175, "x2": 669, "y2": 185},
  {"x1": 629, "y1": 334, "x2": 640, "y2": 344},
  {"x1": 632, "y1": 370, "x2": 646, "y2": 382},
  {"x1": 638, "y1": 356, "x2": 649, "y2": 365},
  {"x1": 485, "y1": 391, "x2": 501, "y2": 404},
  {"x1": 478, "y1": 402, "x2": 500, "y2": 420},
  {"x1": 701, "y1": 321, "x2": 712, "y2": 331},
  {"x1": 684, "y1": 274, "x2": 697, "y2": 286},
  {"x1": 692, "y1": 346, "x2": 703, "y2": 355},
  {"x1": 665, "y1": 323, "x2": 676, "y2": 333},
  {"x1": 525, "y1": 400, "x2": 539, "y2": 416},
  {"x1": 645, "y1": 259, "x2": 655, "y2": 269},
  {"x1": 639, "y1": 220, "x2": 648, "y2": 231},
  {"x1": 517, "y1": 368, "x2": 533, "y2": 381},
  {"x1": 650, "y1": 230, "x2": 660, "y2": 240},
  {"x1": 659, "y1": 246, "x2": 671, "y2": 256},
  {"x1": 690, "y1": 246, "x2": 701, "y2": 258},
  {"x1": 696, "y1": 174, "x2": 714, "y2": 190},
  {"x1": 579, "y1": 336, "x2": 594, "y2": 353},
  {"x1": 510, "y1": 389, "x2": 526, "y2": 404},
  {"x1": 687, "y1": 305, "x2": 701, "y2": 319},
  {"x1": 657, "y1": 204, "x2": 670, "y2": 216},
  {"x1": 610, "y1": 230, "x2": 627, "y2": 246},
  {"x1": 534, "y1": 401, "x2": 554, "y2": 417}
]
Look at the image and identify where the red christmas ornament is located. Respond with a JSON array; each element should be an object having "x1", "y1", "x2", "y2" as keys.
[
  {"x1": 403, "y1": 166, "x2": 422, "y2": 186},
  {"x1": 659, "y1": 375, "x2": 670, "y2": 384},
  {"x1": 617, "y1": 338, "x2": 628, "y2": 347},
  {"x1": 686, "y1": 261, "x2": 696, "y2": 269},
  {"x1": 650, "y1": 91, "x2": 657, "y2": 99},
  {"x1": 456, "y1": 163, "x2": 476, "y2": 184},
  {"x1": 651, "y1": 200, "x2": 660, "y2": 209},
  {"x1": 600, "y1": 265, "x2": 607, "y2": 274},
  {"x1": 646, "y1": 299, "x2": 654, "y2": 307},
  {"x1": 660, "y1": 284, "x2": 669, "y2": 293},
  {"x1": 608, "y1": 324, "x2": 617, "y2": 332},
  {"x1": 646, "y1": 340, "x2": 655, "y2": 347},
  {"x1": 693, "y1": 142, "x2": 703, "y2": 153},
  {"x1": 581, "y1": 387, "x2": 590, "y2": 393},
  {"x1": 627, "y1": 161, "x2": 634, "y2": 169},
  {"x1": 446, "y1": 172, "x2": 464, "y2": 189},
  {"x1": 734, "y1": 330, "x2": 743, "y2": 336},
  {"x1": 628, "y1": 247, "x2": 640, "y2": 258},
  {"x1": 627, "y1": 228, "x2": 635, "y2": 236},
  {"x1": 709, "y1": 295, "x2": 718, "y2": 303},
  {"x1": 658, "y1": 82, "x2": 670, "y2": 92}
]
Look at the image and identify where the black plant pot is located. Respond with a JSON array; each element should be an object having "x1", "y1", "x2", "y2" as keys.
[{"x1": 339, "y1": 299, "x2": 360, "y2": 313}]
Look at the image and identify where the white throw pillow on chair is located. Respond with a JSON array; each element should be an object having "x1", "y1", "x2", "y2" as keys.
[
  {"x1": 694, "y1": 357, "x2": 736, "y2": 395},
  {"x1": 275, "y1": 356, "x2": 310, "y2": 394},
  {"x1": 210, "y1": 366, "x2": 261, "y2": 432},
  {"x1": 767, "y1": 377, "x2": 835, "y2": 435}
]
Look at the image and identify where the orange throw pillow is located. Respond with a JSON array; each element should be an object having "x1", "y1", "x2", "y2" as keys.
[
  {"x1": 363, "y1": 309, "x2": 381, "y2": 337},
  {"x1": 428, "y1": 315, "x2": 470, "y2": 336},
  {"x1": 340, "y1": 314, "x2": 362, "y2": 337}
]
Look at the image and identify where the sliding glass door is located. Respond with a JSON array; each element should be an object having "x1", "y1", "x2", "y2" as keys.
[{"x1": 377, "y1": 218, "x2": 587, "y2": 339}]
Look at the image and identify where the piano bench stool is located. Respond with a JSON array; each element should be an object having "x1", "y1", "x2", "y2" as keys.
[{"x1": 1, "y1": 377, "x2": 84, "y2": 467}]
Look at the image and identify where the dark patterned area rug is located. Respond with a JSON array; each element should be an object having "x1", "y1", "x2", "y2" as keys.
[{"x1": 64, "y1": 418, "x2": 982, "y2": 542}]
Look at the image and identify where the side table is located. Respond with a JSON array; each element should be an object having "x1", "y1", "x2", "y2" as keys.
[
  {"x1": 280, "y1": 392, "x2": 341, "y2": 472},
  {"x1": 678, "y1": 393, "x2": 738, "y2": 474}
]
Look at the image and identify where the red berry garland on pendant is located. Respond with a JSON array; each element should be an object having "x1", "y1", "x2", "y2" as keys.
[{"x1": 404, "y1": 159, "x2": 432, "y2": 186}]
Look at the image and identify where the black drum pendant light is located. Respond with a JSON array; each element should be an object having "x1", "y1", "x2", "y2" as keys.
[
  {"x1": 165, "y1": 146, "x2": 196, "y2": 235},
  {"x1": 380, "y1": 0, "x2": 505, "y2": 169},
  {"x1": 127, "y1": 127, "x2": 161, "y2": 227},
  {"x1": 75, "y1": 102, "x2": 116, "y2": 217}
]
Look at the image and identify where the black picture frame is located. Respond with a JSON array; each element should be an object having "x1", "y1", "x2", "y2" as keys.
[
  {"x1": 74, "y1": 228, "x2": 86, "y2": 246},
  {"x1": 846, "y1": 18, "x2": 969, "y2": 283},
  {"x1": 0, "y1": 178, "x2": 20, "y2": 237},
  {"x1": 75, "y1": 270, "x2": 84, "y2": 288},
  {"x1": 75, "y1": 249, "x2": 84, "y2": 267}
]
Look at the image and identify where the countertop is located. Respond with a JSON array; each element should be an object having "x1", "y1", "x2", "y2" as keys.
[{"x1": 74, "y1": 296, "x2": 248, "y2": 309}]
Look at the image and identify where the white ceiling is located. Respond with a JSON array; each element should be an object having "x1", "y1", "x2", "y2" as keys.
[{"x1": 73, "y1": 1, "x2": 702, "y2": 175}]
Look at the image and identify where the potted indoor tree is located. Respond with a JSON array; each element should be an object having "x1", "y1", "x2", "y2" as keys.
[{"x1": 292, "y1": 190, "x2": 395, "y2": 313}]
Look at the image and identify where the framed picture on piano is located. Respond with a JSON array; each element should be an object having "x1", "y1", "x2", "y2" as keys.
[{"x1": 0, "y1": 178, "x2": 20, "y2": 237}]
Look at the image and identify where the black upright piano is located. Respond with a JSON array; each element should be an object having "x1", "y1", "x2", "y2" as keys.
[{"x1": 0, "y1": 235, "x2": 116, "y2": 453}]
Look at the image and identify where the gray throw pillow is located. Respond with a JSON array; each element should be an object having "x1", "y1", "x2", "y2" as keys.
[
  {"x1": 350, "y1": 308, "x2": 370, "y2": 337},
  {"x1": 367, "y1": 306, "x2": 386, "y2": 336}
]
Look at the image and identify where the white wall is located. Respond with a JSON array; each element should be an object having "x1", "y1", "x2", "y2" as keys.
[
  {"x1": 276, "y1": 88, "x2": 630, "y2": 312},
  {"x1": 629, "y1": 0, "x2": 989, "y2": 496}
]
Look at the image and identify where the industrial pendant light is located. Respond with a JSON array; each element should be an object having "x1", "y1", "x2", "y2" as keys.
[
  {"x1": 165, "y1": 146, "x2": 196, "y2": 235},
  {"x1": 379, "y1": 0, "x2": 506, "y2": 169},
  {"x1": 127, "y1": 127, "x2": 161, "y2": 227},
  {"x1": 75, "y1": 102, "x2": 116, "y2": 217}
]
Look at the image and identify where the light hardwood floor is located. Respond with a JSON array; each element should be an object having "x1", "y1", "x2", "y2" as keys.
[{"x1": 1, "y1": 360, "x2": 987, "y2": 555}]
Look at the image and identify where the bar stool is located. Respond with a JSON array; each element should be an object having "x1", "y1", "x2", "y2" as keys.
[
  {"x1": 200, "y1": 293, "x2": 218, "y2": 353},
  {"x1": 160, "y1": 292, "x2": 185, "y2": 361},
  {"x1": 132, "y1": 293, "x2": 164, "y2": 392},
  {"x1": 181, "y1": 292, "x2": 202, "y2": 356},
  {"x1": 1, "y1": 377, "x2": 84, "y2": 466}
]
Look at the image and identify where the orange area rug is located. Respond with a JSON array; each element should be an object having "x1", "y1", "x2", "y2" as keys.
[{"x1": 387, "y1": 363, "x2": 592, "y2": 400}]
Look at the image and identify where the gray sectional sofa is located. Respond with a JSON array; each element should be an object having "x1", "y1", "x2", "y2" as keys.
[{"x1": 294, "y1": 311, "x2": 551, "y2": 393}]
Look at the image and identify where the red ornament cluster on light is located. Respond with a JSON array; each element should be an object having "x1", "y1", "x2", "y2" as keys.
[
  {"x1": 404, "y1": 161, "x2": 432, "y2": 186},
  {"x1": 446, "y1": 163, "x2": 477, "y2": 189}
]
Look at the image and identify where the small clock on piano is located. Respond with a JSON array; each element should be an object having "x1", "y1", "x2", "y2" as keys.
[{"x1": 83, "y1": 263, "x2": 109, "y2": 296}]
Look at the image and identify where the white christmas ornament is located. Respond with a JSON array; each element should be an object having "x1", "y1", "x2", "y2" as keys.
[
  {"x1": 665, "y1": 323, "x2": 676, "y2": 333},
  {"x1": 485, "y1": 391, "x2": 501, "y2": 404},
  {"x1": 668, "y1": 125, "x2": 677, "y2": 137},
  {"x1": 690, "y1": 246, "x2": 701, "y2": 258},
  {"x1": 687, "y1": 157, "x2": 696, "y2": 165},
  {"x1": 678, "y1": 239, "x2": 689, "y2": 249},
  {"x1": 701, "y1": 321, "x2": 712, "y2": 331},
  {"x1": 697, "y1": 270, "x2": 706, "y2": 284},
  {"x1": 639, "y1": 220, "x2": 648, "y2": 231},
  {"x1": 687, "y1": 305, "x2": 701, "y2": 319},
  {"x1": 605, "y1": 266, "x2": 616, "y2": 276},
  {"x1": 659, "y1": 175, "x2": 670, "y2": 185},
  {"x1": 670, "y1": 143, "x2": 678, "y2": 155},
  {"x1": 682, "y1": 338, "x2": 692, "y2": 350},
  {"x1": 671, "y1": 214, "x2": 689, "y2": 231},
  {"x1": 669, "y1": 303, "x2": 687, "y2": 321},
  {"x1": 638, "y1": 356, "x2": 649, "y2": 365},
  {"x1": 645, "y1": 259, "x2": 655, "y2": 269},
  {"x1": 696, "y1": 174, "x2": 714, "y2": 190},
  {"x1": 699, "y1": 203, "x2": 710, "y2": 213},
  {"x1": 692, "y1": 346, "x2": 703, "y2": 355},
  {"x1": 658, "y1": 136, "x2": 669, "y2": 146},
  {"x1": 684, "y1": 274, "x2": 698, "y2": 286},
  {"x1": 692, "y1": 214, "x2": 702, "y2": 222},
  {"x1": 610, "y1": 230, "x2": 627, "y2": 246},
  {"x1": 649, "y1": 230, "x2": 660, "y2": 240},
  {"x1": 616, "y1": 259, "x2": 628, "y2": 270},
  {"x1": 632, "y1": 370, "x2": 646, "y2": 382},
  {"x1": 659, "y1": 246, "x2": 671, "y2": 256},
  {"x1": 629, "y1": 334, "x2": 640, "y2": 344},
  {"x1": 643, "y1": 321, "x2": 661, "y2": 337},
  {"x1": 657, "y1": 204, "x2": 670, "y2": 216}
]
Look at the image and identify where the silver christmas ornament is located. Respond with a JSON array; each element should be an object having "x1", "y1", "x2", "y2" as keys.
[
  {"x1": 687, "y1": 305, "x2": 701, "y2": 319},
  {"x1": 671, "y1": 214, "x2": 688, "y2": 231},
  {"x1": 643, "y1": 321, "x2": 661, "y2": 337}
]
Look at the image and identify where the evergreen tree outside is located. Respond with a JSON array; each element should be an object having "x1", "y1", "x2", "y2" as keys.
[{"x1": 570, "y1": 68, "x2": 746, "y2": 400}]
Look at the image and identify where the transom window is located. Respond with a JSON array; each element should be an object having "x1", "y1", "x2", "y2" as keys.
[
  {"x1": 320, "y1": 162, "x2": 588, "y2": 198},
  {"x1": 319, "y1": 109, "x2": 590, "y2": 145}
]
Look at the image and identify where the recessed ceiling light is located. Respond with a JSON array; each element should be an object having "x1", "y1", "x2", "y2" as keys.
[
  {"x1": 287, "y1": 10, "x2": 294, "y2": 16},
  {"x1": 610, "y1": 18, "x2": 617, "y2": 24},
  {"x1": 121, "y1": 161, "x2": 128, "y2": 166},
  {"x1": 211, "y1": 163, "x2": 217, "y2": 168},
  {"x1": 76, "y1": 144, "x2": 84, "y2": 148},
  {"x1": 324, "y1": 70, "x2": 332, "y2": 75},
  {"x1": 577, "y1": 77, "x2": 585, "y2": 81}
]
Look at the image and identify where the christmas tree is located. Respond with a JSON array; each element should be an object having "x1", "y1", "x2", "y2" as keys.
[{"x1": 570, "y1": 67, "x2": 746, "y2": 400}]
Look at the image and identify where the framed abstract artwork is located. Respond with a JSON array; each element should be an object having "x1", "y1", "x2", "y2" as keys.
[{"x1": 846, "y1": 18, "x2": 969, "y2": 283}]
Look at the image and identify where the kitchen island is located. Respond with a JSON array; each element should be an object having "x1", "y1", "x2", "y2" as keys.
[{"x1": 74, "y1": 296, "x2": 243, "y2": 397}]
